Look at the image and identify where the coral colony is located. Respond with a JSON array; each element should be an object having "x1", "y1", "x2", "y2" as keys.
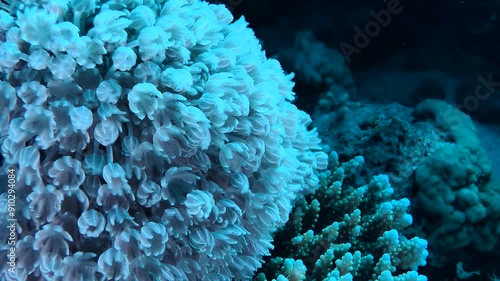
[{"x1": 0, "y1": 0, "x2": 430, "y2": 280}]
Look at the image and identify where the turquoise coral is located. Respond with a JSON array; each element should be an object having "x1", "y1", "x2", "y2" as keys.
[{"x1": 256, "y1": 152, "x2": 428, "y2": 281}]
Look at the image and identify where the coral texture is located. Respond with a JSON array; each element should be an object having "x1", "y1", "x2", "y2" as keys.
[
  {"x1": 312, "y1": 101, "x2": 446, "y2": 199},
  {"x1": 413, "y1": 99, "x2": 500, "y2": 257},
  {"x1": 0, "y1": 0, "x2": 327, "y2": 280}
]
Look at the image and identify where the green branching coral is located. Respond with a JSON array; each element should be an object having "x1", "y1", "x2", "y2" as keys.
[{"x1": 255, "y1": 152, "x2": 428, "y2": 281}]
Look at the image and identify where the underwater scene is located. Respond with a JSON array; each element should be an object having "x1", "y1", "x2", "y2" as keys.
[{"x1": 0, "y1": 0, "x2": 498, "y2": 280}]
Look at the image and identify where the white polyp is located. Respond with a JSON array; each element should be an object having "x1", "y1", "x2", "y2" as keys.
[
  {"x1": 93, "y1": 137, "x2": 99, "y2": 152},
  {"x1": 126, "y1": 40, "x2": 139, "y2": 48},
  {"x1": 41, "y1": 145, "x2": 59, "y2": 166},
  {"x1": 104, "y1": 65, "x2": 117, "y2": 80},
  {"x1": 19, "y1": 53, "x2": 29, "y2": 61},
  {"x1": 106, "y1": 145, "x2": 113, "y2": 164},
  {"x1": 127, "y1": 122, "x2": 133, "y2": 137}
]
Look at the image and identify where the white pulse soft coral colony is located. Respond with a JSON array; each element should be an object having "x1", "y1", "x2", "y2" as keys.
[{"x1": 0, "y1": 0, "x2": 328, "y2": 280}]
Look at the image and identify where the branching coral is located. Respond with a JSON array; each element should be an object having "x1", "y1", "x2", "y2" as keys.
[{"x1": 256, "y1": 152, "x2": 428, "y2": 281}]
